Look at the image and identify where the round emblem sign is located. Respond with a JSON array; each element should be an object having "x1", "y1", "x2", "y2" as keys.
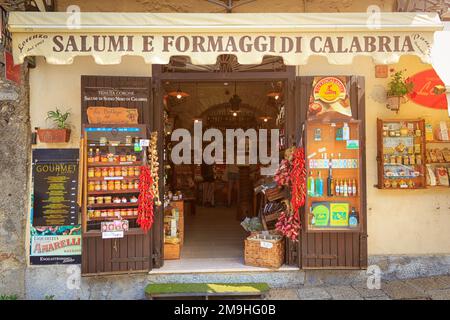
[{"x1": 313, "y1": 77, "x2": 347, "y2": 103}]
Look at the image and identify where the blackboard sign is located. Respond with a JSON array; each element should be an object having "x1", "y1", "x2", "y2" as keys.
[{"x1": 32, "y1": 149, "x2": 79, "y2": 227}]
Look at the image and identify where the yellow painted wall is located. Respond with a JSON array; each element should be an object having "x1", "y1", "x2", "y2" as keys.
[
  {"x1": 30, "y1": 56, "x2": 152, "y2": 149},
  {"x1": 30, "y1": 54, "x2": 450, "y2": 255}
]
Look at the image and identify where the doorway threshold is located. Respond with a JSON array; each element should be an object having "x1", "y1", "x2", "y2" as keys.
[{"x1": 149, "y1": 257, "x2": 299, "y2": 274}]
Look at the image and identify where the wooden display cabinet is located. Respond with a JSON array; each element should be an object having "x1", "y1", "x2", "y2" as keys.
[
  {"x1": 305, "y1": 120, "x2": 363, "y2": 232},
  {"x1": 376, "y1": 119, "x2": 426, "y2": 189},
  {"x1": 81, "y1": 124, "x2": 148, "y2": 233}
]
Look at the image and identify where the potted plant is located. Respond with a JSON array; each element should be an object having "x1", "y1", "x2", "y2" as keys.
[
  {"x1": 37, "y1": 108, "x2": 71, "y2": 143},
  {"x1": 386, "y1": 70, "x2": 414, "y2": 113}
]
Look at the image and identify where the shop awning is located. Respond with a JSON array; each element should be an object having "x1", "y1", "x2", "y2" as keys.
[
  {"x1": 9, "y1": 12, "x2": 443, "y2": 66},
  {"x1": 431, "y1": 22, "x2": 450, "y2": 116}
]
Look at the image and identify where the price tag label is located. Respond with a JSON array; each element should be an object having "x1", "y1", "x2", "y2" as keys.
[
  {"x1": 140, "y1": 139, "x2": 150, "y2": 147},
  {"x1": 260, "y1": 241, "x2": 273, "y2": 249},
  {"x1": 102, "y1": 231, "x2": 124, "y2": 239}
]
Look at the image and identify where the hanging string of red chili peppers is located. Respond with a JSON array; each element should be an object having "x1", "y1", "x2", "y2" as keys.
[
  {"x1": 275, "y1": 129, "x2": 307, "y2": 242},
  {"x1": 137, "y1": 132, "x2": 161, "y2": 232},
  {"x1": 137, "y1": 165, "x2": 154, "y2": 232}
]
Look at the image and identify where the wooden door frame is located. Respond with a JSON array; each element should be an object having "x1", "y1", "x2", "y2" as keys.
[{"x1": 151, "y1": 65, "x2": 297, "y2": 268}]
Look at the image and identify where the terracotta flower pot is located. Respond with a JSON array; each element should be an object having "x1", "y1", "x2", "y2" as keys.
[
  {"x1": 386, "y1": 95, "x2": 402, "y2": 112},
  {"x1": 37, "y1": 129, "x2": 71, "y2": 143}
]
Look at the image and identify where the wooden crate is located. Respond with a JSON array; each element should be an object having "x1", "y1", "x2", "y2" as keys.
[
  {"x1": 164, "y1": 243, "x2": 180, "y2": 260},
  {"x1": 244, "y1": 236, "x2": 285, "y2": 269},
  {"x1": 169, "y1": 200, "x2": 184, "y2": 246}
]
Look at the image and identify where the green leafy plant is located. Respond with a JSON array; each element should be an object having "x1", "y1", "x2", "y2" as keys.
[
  {"x1": 46, "y1": 108, "x2": 71, "y2": 129},
  {"x1": 0, "y1": 294, "x2": 18, "y2": 300},
  {"x1": 387, "y1": 70, "x2": 414, "y2": 97},
  {"x1": 44, "y1": 294, "x2": 55, "y2": 300}
]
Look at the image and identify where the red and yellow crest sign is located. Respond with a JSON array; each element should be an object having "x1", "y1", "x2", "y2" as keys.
[{"x1": 313, "y1": 77, "x2": 347, "y2": 103}]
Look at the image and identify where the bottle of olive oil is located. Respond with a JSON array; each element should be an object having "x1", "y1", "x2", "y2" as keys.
[{"x1": 327, "y1": 163, "x2": 333, "y2": 197}]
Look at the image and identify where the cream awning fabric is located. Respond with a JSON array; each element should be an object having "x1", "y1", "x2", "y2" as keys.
[{"x1": 9, "y1": 12, "x2": 443, "y2": 65}]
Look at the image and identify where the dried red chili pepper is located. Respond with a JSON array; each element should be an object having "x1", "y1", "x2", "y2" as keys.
[
  {"x1": 137, "y1": 165, "x2": 154, "y2": 232},
  {"x1": 275, "y1": 146, "x2": 306, "y2": 242}
]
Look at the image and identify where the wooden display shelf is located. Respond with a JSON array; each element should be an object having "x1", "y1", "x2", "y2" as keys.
[
  {"x1": 87, "y1": 143, "x2": 136, "y2": 147},
  {"x1": 375, "y1": 185, "x2": 427, "y2": 190},
  {"x1": 88, "y1": 189, "x2": 139, "y2": 195},
  {"x1": 377, "y1": 119, "x2": 427, "y2": 191},
  {"x1": 426, "y1": 140, "x2": 450, "y2": 144},
  {"x1": 426, "y1": 185, "x2": 450, "y2": 189},
  {"x1": 88, "y1": 176, "x2": 140, "y2": 181},
  {"x1": 88, "y1": 215, "x2": 138, "y2": 221},
  {"x1": 88, "y1": 161, "x2": 141, "y2": 167},
  {"x1": 307, "y1": 226, "x2": 361, "y2": 233},
  {"x1": 309, "y1": 196, "x2": 359, "y2": 201},
  {"x1": 87, "y1": 203, "x2": 138, "y2": 208}
]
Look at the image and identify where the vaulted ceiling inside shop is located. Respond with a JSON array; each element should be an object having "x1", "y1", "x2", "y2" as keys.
[{"x1": 163, "y1": 80, "x2": 284, "y2": 130}]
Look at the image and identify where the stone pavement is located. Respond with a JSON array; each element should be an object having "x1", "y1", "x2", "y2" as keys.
[{"x1": 265, "y1": 275, "x2": 450, "y2": 300}]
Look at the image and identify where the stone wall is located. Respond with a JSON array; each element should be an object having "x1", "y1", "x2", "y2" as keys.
[{"x1": 0, "y1": 0, "x2": 29, "y2": 299}]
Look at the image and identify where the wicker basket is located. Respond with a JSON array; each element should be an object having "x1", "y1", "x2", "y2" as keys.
[{"x1": 244, "y1": 232, "x2": 285, "y2": 269}]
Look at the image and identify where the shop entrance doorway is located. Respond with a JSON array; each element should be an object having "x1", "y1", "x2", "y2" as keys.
[{"x1": 151, "y1": 56, "x2": 299, "y2": 271}]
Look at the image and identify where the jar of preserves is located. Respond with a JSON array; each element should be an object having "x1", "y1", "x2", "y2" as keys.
[
  {"x1": 96, "y1": 196, "x2": 104, "y2": 204},
  {"x1": 107, "y1": 209, "x2": 114, "y2": 217},
  {"x1": 115, "y1": 167, "x2": 122, "y2": 177},
  {"x1": 88, "y1": 209, "x2": 94, "y2": 219},
  {"x1": 94, "y1": 210, "x2": 102, "y2": 218},
  {"x1": 113, "y1": 197, "x2": 121, "y2": 204},
  {"x1": 127, "y1": 208, "x2": 133, "y2": 216},
  {"x1": 101, "y1": 154, "x2": 108, "y2": 163},
  {"x1": 94, "y1": 168, "x2": 102, "y2": 177},
  {"x1": 134, "y1": 167, "x2": 140, "y2": 176},
  {"x1": 119, "y1": 153, "x2": 127, "y2": 162},
  {"x1": 101, "y1": 181, "x2": 108, "y2": 191},
  {"x1": 88, "y1": 181, "x2": 95, "y2": 191},
  {"x1": 114, "y1": 180, "x2": 121, "y2": 190},
  {"x1": 94, "y1": 181, "x2": 101, "y2": 191},
  {"x1": 88, "y1": 197, "x2": 95, "y2": 205},
  {"x1": 122, "y1": 167, "x2": 128, "y2": 177},
  {"x1": 121, "y1": 197, "x2": 127, "y2": 203},
  {"x1": 121, "y1": 181, "x2": 128, "y2": 190},
  {"x1": 128, "y1": 167, "x2": 134, "y2": 176},
  {"x1": 114, "y1": 209, "x2": 121, "y2": 217},
  {"x1": 128, "y1": 181, "x2": 134, "y2": 190},
  {"x1": 134, "y1": 180, "x2": 139, "y2": 189},
  {"x1": 403, "y1": 155, "x2": 409, "y2": 165},
  {"x1": 87, "y1": 148, "x2": 94, "y2": 163},
  {"x1": 101, "y1": 210, "x2": 108, "y2": 217},
  {"x1": 88, "y1": 168, "x2": 95, "y2": 178},
  {"x1": 107, "y1": 180, "x2": 115, "y2": 191},
  {"x1": 101, "y1": 168, "x2": 108, "y2": 177},
  {"x1": 126, "y1": 153, "x2": 133, "y2": 162},
  {"x1": 104, "y1": 196, "x2": 112, "y2": 204},
  {"x1": 108, "y1": 167, "x2": 115, "y2": 177}
]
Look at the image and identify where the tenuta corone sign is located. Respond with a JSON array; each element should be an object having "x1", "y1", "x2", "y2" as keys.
[{"x1": 13, "y1": 32, "x2": 433, "y2": 65}]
